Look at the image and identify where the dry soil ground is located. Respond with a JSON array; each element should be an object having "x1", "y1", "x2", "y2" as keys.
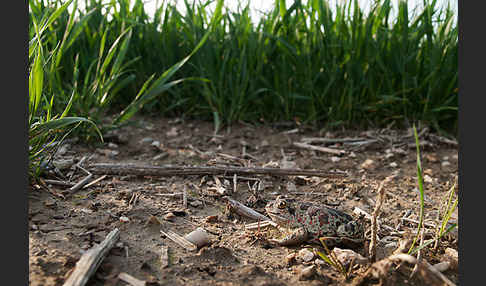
[{"x1": 29, "y1": 116, "x2": 458, "y2": 286}]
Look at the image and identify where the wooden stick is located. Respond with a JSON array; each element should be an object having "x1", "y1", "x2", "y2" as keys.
[
  {"x1": 118, "y1": 272, "x2": 146, "y2": 286},
  {"x1": 160, "y1": 246, "x2": 169, "y2": 269},
  {"x1": 245, "y1": 220, "x2": 277, "y2": 230},
  {"x1": 69, "y1": 174, "x2": 94, "y2": 193},
  {"x1": 301, "y1": 137, "x2": 367, "y2": 144},
  {"x1": 293, "y1": 142, "x2": 346, "y2": 155},
  {"x1": 82, "y1": 175, "x2": 107, "y2": 189},
  {"x1": 156, "y1": 192, "x2": 184, "y2": 198},
  {"x1": 63, "y1": 228, "x2": 120, "y2": 286},
  {"x1": 43, "y1": 179, "x2": 74, "y2": 187},
  {"x1": 224, "y1": 196, "x2": 271, "y2": 221},
  {"x1": 160, "y1": 229, "x2": 197, "y2": 251},
  {"x1": 86, "y1": 163, "x2": 346, "y2": 178},
  {"x1": 182, "y1": 186, "x2": 188, "y2": 209}
]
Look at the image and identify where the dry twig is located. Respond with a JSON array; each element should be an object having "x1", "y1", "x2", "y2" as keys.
[
  {"x1": 117, "y1": 272, "x2": 146, "y2": 286},
  {"x1": 63, "y1": 228, "x2": 120, "y2": 286},
  {"x1": 223, "y1": 196, "x2": 271, "y2": 221},
  {"x1": 160, "y1": 229, "x2": 197, "y2": 251},
  {"x1": 293, "y1": 142, "x2": 346, "y2": 155},
  {"x1": 369, "y1": 175, "x2": 395, "y2": 262},
  {"x1": 86, "y1": 163, "x2": 345, "y2": 178}
]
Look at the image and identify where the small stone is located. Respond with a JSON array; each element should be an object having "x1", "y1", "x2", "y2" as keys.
[
  {"x1": 140, "y1": 137, "x2": 153, "y2": 144},
  {"x1": 164, "y1": 212, "x2": 176, "y2": 222},
  {"x1": 452, "y1": 154, "x2": 458, "y2": 160},
  {"x1": 331, "y1": 156, "x2": 341, "y2": 163},
  {"x1": 389, "y1": 162, "x2": 398, "y2": 168},
  {"x1": 297, "y1": 265, "x2": 316, "y2": 280},
  {"x1": 348, "y1": 152, "x2": 356, "y2": 158},
  {"x1": 442, "y1": 156, "x2": 450, "y2": 161},
  {"x1": 444, "y1": 247, "x2": 458, "y2": 271},
  {"x1": 333, "y1": 247, "x2": 368, "y2": 266},
  {"x1": 286, "y1": 253, "x2": 297, "y2": 265},
  {"x1": 119, "y1": 216, "x2": 130, "y2": 223},
  {"x1": 166, "y1": 127, "x2": 178, "y2": 137},
  {"x1": 108, "y1": 142, "x2": 118, "y2": 149},
  {"x1": 189, "y1": 200, "x2": 203, "y2": 208},
  {"x1": 385, "y1": 153, "x2": 394, "y2": 159},
  {"x1": 361, "y1": 159, "x2": 375, "y2": 170},
  {"x1": 260, "y1": 140, "x2": 269, "y2": 147},
  {"x1": 297, "y1": 248, "x2": 315, "y2": 263},
  {"x1": 442, "y1": 161, "x2": 451, "y2": 167},
  {"x1": 151, "y1": 141, "x2": 161, "y2": 148},
  {"x1": 394, "y1": 148, "x2": 407, "y2": 155},
  {"x1": 145, "y1": 124, "x2": 154, "y2": 131},
  {"x1": 286, "y1": 181, "x2": 297, "y2": 192},
  {"x1": 423, "y1": 174, "x2": 434, "y2": 183}
]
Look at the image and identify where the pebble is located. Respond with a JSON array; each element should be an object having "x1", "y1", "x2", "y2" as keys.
[
  {"x1": 444, "y1": 247, "x2": 458, "y2": 270},
  {"x1": 297, "y1": 248, "x2": 315, "y2": 263},
  {"x1": 140, "y1": 137, "x2": 153, "y2": 144},
  {"x1": 151, "y1": 140, "x2": 161, "y2": 148},
  {"x1": 189, "y1": 200, "x2": 203, "y2": 208},
  {"x1": 331, "y1": 156, "x2": 341, "y2": 163},
  {"x1": 164, "y1": 212, "x2": 176, "y2": 221},
  {"x1": 361, "y1": 159, "x2": 375, "y2": 170},
  {"x1": 423, "y1": 174, "x2": 434, "y2": 183},
  {"x1": 166, "y1": 127, "x2": 178, "y2": 137},
  {"x1": 286, "y1": 181, "x2": 297, "y2": 192},
  {"x1": 389, "y1": 162, "x2": 398, "y2": 168},
  {"x1": 108, "y1": 142, "x2": 118, "y2": 149},
  {"x1": 297, "y1": 265, "x2": 316, "y2": 281},
  {"x1": 348, "y1": 152, "x2": 356, "y2": 158},
  {"x1": 442, "y1": 161, "x2": 451, "y2": 167},
  {"x1": 286, "y1": 253, "x2": 297, "y2": 265},
  {"x1": 332, "y1": 248, "x2": 368, "y2": 266},
  {"x1": 119, "y1": 216, "x2": 130, "y2": 223}
]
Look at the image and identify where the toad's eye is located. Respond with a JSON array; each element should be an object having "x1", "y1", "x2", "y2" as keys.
[{"x1": 278, "y1": 201, "x2": 287, "y2": 209}]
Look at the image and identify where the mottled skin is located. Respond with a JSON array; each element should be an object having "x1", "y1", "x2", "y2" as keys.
[{"x1": 265, "y1": 196, "x2": 365, "y2": 247}]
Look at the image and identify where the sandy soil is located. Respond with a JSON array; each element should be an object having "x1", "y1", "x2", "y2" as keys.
[{"x1": 29, "y1": 116, "x2": 458, "y2": 285}]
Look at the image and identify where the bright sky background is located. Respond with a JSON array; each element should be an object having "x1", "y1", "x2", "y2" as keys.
[{"x1": 142, "y1": 0, "x2": 458, "y2": 21}]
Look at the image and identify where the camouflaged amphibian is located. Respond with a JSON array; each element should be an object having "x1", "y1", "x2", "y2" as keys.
[{"x1": 265, "y1": 195, "x2": 365, "y2": 247}]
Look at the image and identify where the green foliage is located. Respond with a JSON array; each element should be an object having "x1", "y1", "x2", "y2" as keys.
[
  {"x1": 408, "y1": 125, "x2": 458, "y2": 255},
  {"x1": 29, "y1": 0, "x2": 457, "y2": 136},
  {"x1": 29, "y1": 0, "x2": 102, "y2": 178}
]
